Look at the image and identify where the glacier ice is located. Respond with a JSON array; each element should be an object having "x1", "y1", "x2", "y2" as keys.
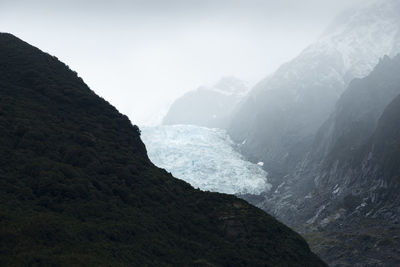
[{"x1": 141, "y1": 125, "x2": 271, "y2": 195}]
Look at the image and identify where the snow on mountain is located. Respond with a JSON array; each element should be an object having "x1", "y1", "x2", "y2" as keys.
[
  {"x1": 228, "y1": 0, "x2": 400, "y2": 179},
  {"x1": 313, "y1": 0, "x2": 400, "y2": 80},
  {"x1": 211, "y1": 76, "x2": 250, "y2": 96},
  {"x1": 162, "y1": 76, "x2": 248, "y2": 128},
  {"x1": 141, "y1": 125, "x2": 271, "y2": 195},
  {"x1": 263, "y1": 0, "x2": 400, "y2": 98}
]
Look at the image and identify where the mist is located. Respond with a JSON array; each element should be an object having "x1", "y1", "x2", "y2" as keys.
[
  {"x1": 0, "y1": 0, "x2": 363, "y2": 125},
  {"x1": 2, "y1": 0, "x2": 400, "y2": 266}
]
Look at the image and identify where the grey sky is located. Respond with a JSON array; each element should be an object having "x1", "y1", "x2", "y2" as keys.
[{"x1": 0, "y1": 0, "x2": 363, "y2": 125}]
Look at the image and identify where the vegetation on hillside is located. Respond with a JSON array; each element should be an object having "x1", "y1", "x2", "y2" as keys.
[{"x1": 0, "y1": 33, "x2": 325, "y2": 266}]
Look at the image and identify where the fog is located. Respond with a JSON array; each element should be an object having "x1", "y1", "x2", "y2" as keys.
[{"x1": 0, "y1": 0, "x2": 363, "y2": 125}]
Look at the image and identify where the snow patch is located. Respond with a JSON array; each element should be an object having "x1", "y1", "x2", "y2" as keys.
[
  {"x1": 333, "y1": 184, "x2": 340, "y2": 194},
  {"x1": 274, "y1": 182, "x2": 286, "y2": 194},
  {"x1": 305, "y1": 193, "x2": 312, "y2": 199},
  {"x1": 307, "y1": 205, "x2": 326, "y2": 224}
]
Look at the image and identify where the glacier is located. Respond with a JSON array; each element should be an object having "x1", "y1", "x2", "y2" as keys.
[{"x1": 141, "y1": 125, "x2": 271, "y2": 195}]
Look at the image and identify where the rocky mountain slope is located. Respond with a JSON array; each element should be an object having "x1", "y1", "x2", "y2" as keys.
[
  {"x1": 0, "y1": 33, "x2": 326, "y2": 266},
  {"x1": 306, "y1": 84, "x2": 400, "y2": 267},
  {"x1": 265, "y1": 54, "x2": 400, "y2": 224},
  {"x1": 256, "y1": 54, "x2": 400, "y2": 266},
  {"x1": 228, "y1": 0, "x2": 400, "y2": 180},
  {"x1": 163, "y1": 76, "x2": 248, "y2": 129}
]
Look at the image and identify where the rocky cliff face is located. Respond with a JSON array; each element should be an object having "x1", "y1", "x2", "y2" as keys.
[
  {"x1": 264, "y1": 54, "x2": 400, "y2": 223},
  {"x1": 228, "y1": 0, "x2": 400, "y2": 180},
  {"x1": 304, "y1": 92, "x2": 400, "y2": 267},
  {"x1": 254, "y1": 54, "x2": 400, "y2": 266}
]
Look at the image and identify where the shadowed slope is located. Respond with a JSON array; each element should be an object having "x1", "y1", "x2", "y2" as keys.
[{"x1": 0, "y1": 33, "x2": 325, "y2": 266}]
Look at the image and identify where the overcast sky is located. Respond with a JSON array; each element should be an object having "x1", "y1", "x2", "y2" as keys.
[{"x1": 0, "y1": 0, "x2": 364, "y2": 125}]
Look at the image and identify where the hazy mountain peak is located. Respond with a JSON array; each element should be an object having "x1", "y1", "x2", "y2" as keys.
[
  {"x1": 163, "y1": 76, "x2": 248, "y2": 128},
  {"x1": 212, "y1": 76, "x2": 249, "y2": 96},
  {"x1": 229, "y1": 0, "x2": 400, "y2": 180},
  {"x1": 196, "y1": 76, "x2": 249, "y2": 97},
  {"x1": 314, "y1": 0, "x2": 400, "y2": 79},
  {"x1": 268, "y1": 0, "x2": 400, "y2": 92}
]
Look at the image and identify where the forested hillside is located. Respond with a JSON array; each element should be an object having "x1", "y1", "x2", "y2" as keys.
[{"x1": 0, "y1": 33, "x2": 325, "y2": 266}]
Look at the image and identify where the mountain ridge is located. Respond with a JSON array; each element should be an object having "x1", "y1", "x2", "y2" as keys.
[
  {"x1": 163, "y1": 76, "x2": 248, "y2": 129},
  {"x1": 0, "y1": 32, "x2": 325, "y2": 266},
  {"x1": 228, "y1": 0, "x2": 400, "y2": 181},
  {"x1": 254, "y1": 54, "x2": 400, "y2": 267}
]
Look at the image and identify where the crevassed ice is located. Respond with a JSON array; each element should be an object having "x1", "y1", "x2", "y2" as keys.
[{"x1": 141, "y1": 125, "x2": 271, "y2": 195}]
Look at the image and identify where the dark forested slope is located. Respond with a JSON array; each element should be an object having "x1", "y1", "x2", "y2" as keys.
[{"x1": 0, "y1": 33, "x2": 325, "y2": 266}]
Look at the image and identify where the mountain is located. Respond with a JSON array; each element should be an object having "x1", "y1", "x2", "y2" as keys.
[
  {"x1": 228, "y1": 0, "x2": 400, "y2": 180},
  {"x1": 163, "y1": 76, "x2": 248, "y2": 128},
  {"x1": 256, "y1": 54, "x2": 400, "y2": 266},
  {"x1": 0, "y1": 33, "x2": 326, "y2": 266},
  {"x1": 141, "y1": 125, "x2": 271, "y2": 195},
  {"x1": 264, "y1": 54, "x2": 400, "y2": 223}
]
